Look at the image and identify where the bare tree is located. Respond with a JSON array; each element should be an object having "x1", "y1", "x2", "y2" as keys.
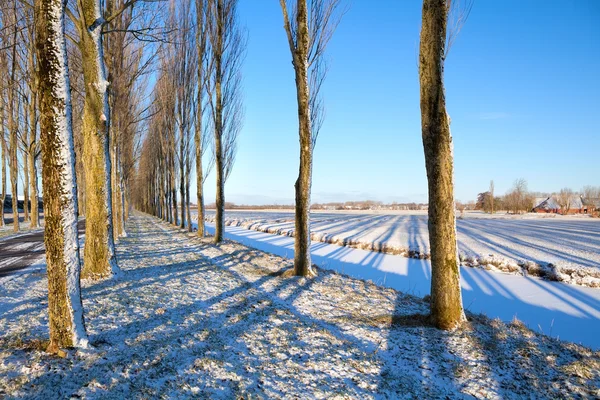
[
  {"x1": 582, "y1": 185, "x2": 600, "y2": 201},
  {"x1": 34, "y1": 0, "x2": 88, "y2": 351},
  {"x1": 195, "y1": 0, "x2": 213, "y2": 236},
  {"x1": 504, "y1": 178, "x2": 532, "y2": 214},
  {"x1": 206, "y1": 0, "x2": 245, "y2": 243},
  {"x1": 418, "y1": 0, "x2": 467, "y2": 329},
  {"x1": 279, "y1": 0, "x2": 344, "y2": 276},
  {"x1": 169, "y1": 0, "x2": 197, "y2": 231},
  {"x1": 557, "y1": 187, "x2": 574, "y2": 215},
  {"x1": 6, "y1": 0, "x2": 20, "y2": 232},
  {"x1": 66, "y1": 0, "x2": 123, "y2": 278}
]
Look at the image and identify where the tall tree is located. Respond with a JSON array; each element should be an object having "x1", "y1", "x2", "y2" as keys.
[
  {"x1": 34, "y1": 0, "x2": 88, "y2": 350},
  {"x1": 7, "y1": 0, "x2": 19, "y2": 232},
  {"x1": 0, "y1": 98, "x2": 5, "y2": 227},
  {"x1": 279, "y1": 0, "x2": 343, "y2": 276},
  {"x1": 207, "y1": 0, "x2": 245, "y2": 243},
  {"x1": 71, "y1": 0, "x2": 121, "y2": 279},
  {"x1": 418, "y1": 0, "x2": 466, "y2": 329},
  {"x1": 195, "y1": 0, "x2": 212, "y2": 237}
]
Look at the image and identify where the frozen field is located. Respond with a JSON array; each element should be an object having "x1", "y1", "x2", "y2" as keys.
[{"x1": 202, "y1": 210, "x2": 600, "y2": 287}]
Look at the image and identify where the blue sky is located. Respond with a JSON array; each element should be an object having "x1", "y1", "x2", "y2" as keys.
[{"x1": 199, "y1": 0, "x2": 600, "y2": 205}]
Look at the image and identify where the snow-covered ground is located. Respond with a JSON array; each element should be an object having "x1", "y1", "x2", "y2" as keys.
[
  {"x1": 1, "y1": 214, "x2": 599, "y2": 398},
  {"x1": 201, "y1": 210, "x2": 600, "y2": 287},
  {"x1": 201, "y1": 222, "x2": 600, "y2": 350}
]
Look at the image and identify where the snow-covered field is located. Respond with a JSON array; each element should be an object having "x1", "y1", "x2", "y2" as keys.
[
  {"x1": 202, "y1": 210, "x2": 600, "y2": 287},
  {"x1": 2, "y1": 214, "x2": 599, "y2": 398}
]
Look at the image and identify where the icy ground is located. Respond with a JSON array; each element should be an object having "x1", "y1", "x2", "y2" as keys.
[
  {"x1": 2, "y1": 214, "x2": 598, "y2": 399},
  {"x1": 202, "y1": 210, "x2": 600, "y2": 287}
]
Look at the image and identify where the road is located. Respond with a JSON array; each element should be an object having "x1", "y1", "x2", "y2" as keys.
[{"x1": 0, "y1": 220, "x2": 84, "y2": 277}]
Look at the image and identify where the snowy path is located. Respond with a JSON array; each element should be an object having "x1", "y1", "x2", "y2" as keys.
[{"x1": 202, "y1": 222, "x2": 600, "y2": 350}]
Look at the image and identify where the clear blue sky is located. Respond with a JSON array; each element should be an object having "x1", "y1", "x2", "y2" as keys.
[{"x1": 199, "y1": 0, "x2": 600, "y2": 205}]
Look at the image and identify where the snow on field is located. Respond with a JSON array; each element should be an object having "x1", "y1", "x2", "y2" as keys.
[
  {"x1": 202, "y1": 222, "x2": 600, "y2": 350},
  {"x1": 201, "y1": 210, "x2": 600, "y2": 287},
  {"x1": 1, "y1": 214, "x2": 599, "y2": 398}
]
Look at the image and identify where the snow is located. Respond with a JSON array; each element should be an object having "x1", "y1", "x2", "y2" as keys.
[
  {"x1": 199, "y1": 221, "x2": 600, "y2": 350},
  {"x1": 1, "y1": 213, "x2": 598, "y2": 398},
  {"x1": 202, "y1": 210, "x2": 600, "y2": 287}
]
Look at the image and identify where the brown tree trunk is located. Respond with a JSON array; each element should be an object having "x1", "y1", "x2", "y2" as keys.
[
  {"x1": 8, "y1": 11, "x2": 19, "y2": 232},
  {"x1": 195, "y1": 0, "x2": 206, "y2": 237},
  {"x1": 29, "y1": 147, "x2": 39, "y2": 228},
  {"x1": 213, "y1": 0, "x2": 225, "y2": 243},
  {"x1": 171, "y1": 154, "x2": 177, "y2": 225},
  {"x1": 419, "y1": 0, "x2": 465, "y2": 330},
  {"x1": 186, "y1": 181, "x2": 192, "y2": 232},
  {"x1": 179, "y1": 148, "x2": 185, "y2": 229},
  {"x1": 0, "y1": 113, "x2": 5, "y2": 227},
  {"x1": 29, "y1": 74, "x2": 40, "y2": 228},
  {"x1": 290, "y1": 0, "x2": 314, "y2": 276},
  {"x1": 23, "y1": 128, "x2": 30, "y2": 222},
  {"x1": 77, "y1": 0, "x2": 120, "y2": 279},
  {"x1": 195, "y1": 137, "x2": 205, "y2": 235},
  {"x1": 35, "y1": 0, "x2": 88, "y2": 350}
]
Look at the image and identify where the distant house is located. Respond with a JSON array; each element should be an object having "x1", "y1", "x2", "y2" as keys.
[
  {"x1": 582, "y1": 198, "x2": 600, "y2": 215},
  {"x1": 532, "y1": 197, "x2": 560, "y2": 213},
  {"x1": 532, "y1": 195, "x2": 586, "y2": 215}
]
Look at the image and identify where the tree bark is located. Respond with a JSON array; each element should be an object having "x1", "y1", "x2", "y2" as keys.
[
  {"x1": 213, "y1": 0, "x2": 225, "y2": 243},
  {"x1": 0, "y1": 127, "x2": 5, "y2": 228},
  {"x1": 29, "y1": 70, "x2": 40, "y2": 228},
  {"x1": 283, "y1": 0, "x2": 314, "y2": 276},
  {"x1": 29, "y1": 145, "x2": 39, "y2": 228},
  {"x1": 23, "y1": 127, "x2": 30, "y2": 222},
  {"x1": 179, "y1": 140, "x2": 185, "y2": 229},
  {"x1": 419, "y1": 0, "x2": 465, "y2": 330},
  {"x1": 8, "y1": 9, "x2": 19, "y2": 232},
  {"x1": 195, "y1": 0, "x2": 206, "y2": 237},
  {"x1": 77, "y1": 0, "x2": 120, "y2": 279},
  {"x1": 35, "y1": 0, "x2": 89, "y2": 350},
  {"x1": 0, "y1": 112, "x2": 5, "y2": 227}
]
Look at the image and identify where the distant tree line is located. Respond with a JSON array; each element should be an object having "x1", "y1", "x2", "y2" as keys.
[
  {"x1": 202, "y1": 200, "x2": 429, "y2": 211},
  {"x1": 476, "y1": 180, "x2": 600, "y2": 215}
]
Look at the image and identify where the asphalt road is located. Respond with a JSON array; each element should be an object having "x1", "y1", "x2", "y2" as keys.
[{"x1": 0, "y1": 220, "x2": 85, "y2": 277}]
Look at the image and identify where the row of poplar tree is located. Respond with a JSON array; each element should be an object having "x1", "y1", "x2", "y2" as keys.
[{"x1": 2, "y1": 0, "x2": 470, "y2": 352}]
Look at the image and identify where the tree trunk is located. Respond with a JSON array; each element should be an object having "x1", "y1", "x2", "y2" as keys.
[
  {"x1": 35, "y1": 0, "x2": 88, "y2": 350},
  {"x1": 186, "y1": 181, "x2": 192, "y2": 232},
  {"x1": 29, "y1": 147, "x2": 39, "y2": 228},
  {"x1": 29, "y1": 78, "x2": 40, "y2": 228},
  {"x1": 0, "y1": 122, "x2": 5, "y2": 227},
  {"x1": 111, "y1": 139, "x2": 122, "y2": 239},
  {"x1": 9, "y1": 116, "x2": 19, "y2": 233},
  {"x1": 8, "y1": 13, "x2": 19, "y2": 232},
  {"x1": 179, "y1": 152, "x2": 185, "y2": 229},
  {"x1": 23, "y1": 128, "x2": 30, "y2": 222},
  {"x1": 171, "y1": 153, "x2": 177, "y2": 226},
  {"x1": 195, "y1": 0, "x2": 206, "y2": 237},
  {"x1": 119, "y1": 161, "x2": 128, "y2": 236},
  {"x1": 78, "y1": 0, "x2": 120, "y2": 279},
  {"x1": 195, "y1": 135, "x2": 205, "y2": 236},
  {"x1": 214, "y1": 0, "x2": 225, "y2": 243},
  {"x1": 291, "y1": 0, "x2": 314, "y2": 277},
  {"x1": 419, "y1": 0, "x2": 465, "y2": 330}
]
